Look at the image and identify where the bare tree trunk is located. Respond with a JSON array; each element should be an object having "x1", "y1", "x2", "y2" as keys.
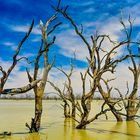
[
  {"x1": 126, "y1": 95, "x2": 137, "y2": 121},
  {"x1": 98, "y1": 83, "x2": 123, "y2": 122},
  {"x1": 31, "y1": 91, "x2": 43, "y2": 132},
  {"x1": 77, "y1": 101, "x2": 112, "y2": 129},
  {"x1": 108, "y1": 103, "x2": 123, "y2": 121},
  {"x1": 125, "y1": 59, "x2": 138, "y2": 121},
  {"x1": 76, "y1": 113, "x2": 88, "y2": 129},
  {"x1": 64, "y1": 101, "x2": 70, "y2": 118},
  {"x1": 26, "y1": 15, "x2": 61, "y2": 132},
  {"x1": 71, "y1": 102, "x2": 76, "y2": 118},
  {"x1": 76, "y1": 96, "x2": 92, "y2": 129}
]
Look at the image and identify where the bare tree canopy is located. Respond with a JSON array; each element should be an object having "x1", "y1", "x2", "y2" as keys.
[
  {"x1": 0, "y1": 20, "x2": 41, "y2": 96},
  {"x1": 51, "y1": 0, "x2": 140, "y2": 129}
]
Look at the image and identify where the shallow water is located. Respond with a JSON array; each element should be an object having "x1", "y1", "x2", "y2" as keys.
[{"x1": 0, "y1": 100, "x2": 140, "y2": 140}]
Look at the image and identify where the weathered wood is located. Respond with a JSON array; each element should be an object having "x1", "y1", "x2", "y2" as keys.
[
  {"x1": 26, "y1": 14, "x2": 61, "y2": 132},
  {"x1": 0, "y1": 20, "x2": 34, "y2": 93},
  {"x1": 1, "y1": 80, "x2": 41, "y2": 95},
  {"x1": 48, "y1": 81, "x2": 71, "y2": 118},
  {"x1": 55, "y1": 1, "x2": 140, "y2": 129}
]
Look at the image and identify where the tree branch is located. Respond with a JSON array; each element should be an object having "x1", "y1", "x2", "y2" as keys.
[{"x1": 1, "y1": 79, "x2": 41, "y2": 95}]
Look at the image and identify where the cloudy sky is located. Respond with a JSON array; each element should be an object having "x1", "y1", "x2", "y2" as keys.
[{"x1": 0, "y1": 0, "x2": 140, "y2": 97}]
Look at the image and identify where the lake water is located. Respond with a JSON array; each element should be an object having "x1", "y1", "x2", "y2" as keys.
[{"x1": 0, "y1": 100, "x2": 140, "y2": 140}]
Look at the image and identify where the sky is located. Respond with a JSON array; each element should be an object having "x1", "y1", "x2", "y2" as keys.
[{"x1": 0, "y1": 0, "x2": 140, "y2": 97}]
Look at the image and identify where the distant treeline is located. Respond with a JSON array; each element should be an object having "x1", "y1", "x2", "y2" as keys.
[{"x1": 1, "y1": 93, "x2": 139, "y2": 100}]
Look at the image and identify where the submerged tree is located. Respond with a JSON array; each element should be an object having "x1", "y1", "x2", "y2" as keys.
[
  {"x1": 48, "y1": 80, "x2": 71, "y2": 118},
  {"x1": 25, "y1": 14, "x2": 61, "y2": 132},
  {"x1": 57, "y1": 63, "x2": 76, "y2": 118},
  {"x1": 53, "y1": 1, "x2": 140, "y2": 129},
  {"x1": 0, "y1": 12, "x2": 61, "y2": 132},
  {"x1": 115, "y1": 17, "x2": 140, "y2": 121},
  {"x1": 48, "y1": 60, "x2": 76, "y2": 118}
]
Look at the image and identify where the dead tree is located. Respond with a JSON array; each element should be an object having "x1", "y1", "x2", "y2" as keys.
[
  {"x1": 57, "y1": 62, "x2": 76, "y2": 118},
  {"x1": 48, "y1": 60, "x2": 76, "y2": 118},
  {"x1": 0, "y1": 20, "x2": 41, "y2": 96},
  {"x1": 25, "y1": 14, "x2": 61, "y2": 132},
  {"x1": 75, "y1": 67, "x2": 116, "y2": 129},
  {"x1": 122, "y1": 17, "x2": 140, "y2": 121},
  {"x1": 114, "y1": 17, "x2": 140, "y2": 121},
  {"x1": 75, "y1": 67, "x2": 93, "y2": 129},
  {"x1": 97, "y1": 78, "x2": 123, "y2": 121},
  {"x1": 48, "y1": 81, "x2": 71, "y2": 118},
  {"x1": 54, "y1": 2, "x2": 140, "y2": 129}
]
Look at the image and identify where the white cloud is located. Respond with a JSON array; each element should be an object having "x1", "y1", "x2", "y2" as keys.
[
  {"x1": 48, "y1": 63, "x2": 140, "y2": 97},
  {"x1": 31, "y1": 37, "x2": 41, "y2": 42},
  {"x1": 0, "y1": 57, "x2": 140, "y2": 98},
  {"x1": 2, "y1": 1, "x2": 140, "y2": 99},
  {"x1": 0, "y1": 58, "x2": 32, "y2": 87},
  {"x1": 83, "y1": 7, "x2": 95, "y2": 13},
  {"x1": 55, "y1": 17, "x2": 125, "y2": 64},
  {"x1": 47, "y1": 66, "x2": 91, "y2": 95},
  {"x1": 3, "y1": 42, "x2": 15, "y2": 46},
  {"x1": 3, "y1": 41, "x2": 17, "y2": 50},
  {"x1": 0, "y1": 58, "x2": 18, "y2": 71},
  {"x1": 10, "y1": 24, "x2": 41, "y2": 35},
  {"x1": 0, "y1": 58, "x2": 27, "y2": 87},
  {"x1": 76, "y1": 1, "x2": 94, "y2": 7},
  {"x1": 102, "y1": 62, "x2": 140, "y2": 97},
  {"x1": 56, "y1": 29, "x2": 88, "y2": 62},
  {"x1": 99, "y1": 18, "x2": 121, "y2": 41}
]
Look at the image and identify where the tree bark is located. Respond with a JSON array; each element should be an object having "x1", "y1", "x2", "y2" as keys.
[
  {"x1": 27, "y1": 89, "x2": 43, "y2": 132},
  {"x1": 26, "y1": 14, "x2": 59, "y2": 132},
  {"x1": 126, "y1": 96, "x2": 137, "y2": 121},
  {"x1": 98, "y1": 83, "x2": 123, "y2": 122},
  {"x1": 76, "y1": 96, "x2": 92, "y2": 129},
  {"x1": 71, "y1": 102, "x2": 76, "y2": 118},
  {"x1": 64, "y1": 101, "x2": 70, "y2": 118},
  {"x1": 108, "y1": 104, "x2": 123, "y2": 121}
]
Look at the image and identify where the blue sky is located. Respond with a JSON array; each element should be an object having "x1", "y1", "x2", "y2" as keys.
[
  {"x1": 1, "y1": 0, "x2": 140, "y2": 95},
  {"x1": 1, "y1": 0, "x2": 140, "y2": 65}
]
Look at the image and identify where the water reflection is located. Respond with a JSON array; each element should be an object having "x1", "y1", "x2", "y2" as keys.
[
  {"x1": 126, "y1": 121, "x2": 138, "y2": 140},
  {"x1": 63, "y1": 118, "x2": 69, "y2": 140},
  {"x1": 107, "y1": 122, "x2": 124, "y2": 140},
  {"x1": 25, "y1": 132, "x2": 47, "y2": 140},
  {"x1": 64, "y1": 118, "x2": 95, "y2": 140},
  {"x1": 64, "y1": 118, "x2": 76, "y2": 140},
  {"x1": 85, "y1": 121, "x2": 140, "y2": 140},
  {"x1": 25, "y1": 133, "x2": 41, "y2": 140}
]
